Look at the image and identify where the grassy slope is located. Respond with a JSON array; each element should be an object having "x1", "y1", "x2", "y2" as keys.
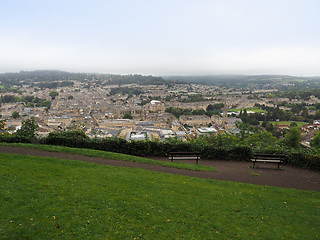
[
  {"x1": 0, "y1": 143, "x2": 216, "y2": 172},
  {"x1": 1, "y1": 152, "x2": 319, "y2": 239}
]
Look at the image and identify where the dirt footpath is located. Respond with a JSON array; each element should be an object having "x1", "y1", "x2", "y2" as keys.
[{"x1": 1, "y1": 145, "x2": 319, "y2": 192}]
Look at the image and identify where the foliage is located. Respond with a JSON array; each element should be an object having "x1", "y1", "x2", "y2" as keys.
[
  {"x1": 311, "y1": 131, "x2": 320, "y2": 148},
  {"x1": 1, "y1": 120, "x2": 320, "y2": 170},
  {"x1": 107, "y1": 74, "x2": 165, "y2": 85},
  {"x1": 0, "y1": 94, "x2": 51, "y2": 108},
  {"x1": 283, "y1": 127, "x2": 302, "y2": 148},
  {"x1": 0, "y1": 118, "x2": 39, "y2": 143},
  {"x1": 123, "y1": 113, "x2": 133, "y2": 119},
  {"x1": 239, "y1": 110, "x2": 260, "y2": 125},
  {"x1": 49, "y1": 90, "x2": 59, "y2": 100},
  {"x1": 41, "y1": 129, "x2": 89, "y2": 148},
  {"x1": 108, "y1": 87, "x2": 144, "y2": 96},
  {"x1": 11, "y1": 111, "x2": 20, "y2": 119},
  {"x1": 242, "y1": 131, "x2": 279, "y2": 152},
  {"x1": 290, "y1": 122, "x2": 298, "y2": 127},
  {"x1": 36, "y1": 81, "x2": 74, "y2": 89},
  {"x1": 12, "y1": 117, "x2": 39, "y2": 143},
  {"x1": 206, "y1": 103, "x2": 224, "y2": 111},
  {"x1": 0, "y1": 119, "x2": 6, "y2": 132},
  {"x1": 165, "y1": 107, "x2": 210, "y2": 118},
  {"x1": 235, "y1": 122, "x2": 258, "y2": 141},
  {"x1": 198, "y1": 133, "x2": 239, "y2": 147},
  {"x1": 0, "y1": 71, "x2": 167, "y2": 87}
]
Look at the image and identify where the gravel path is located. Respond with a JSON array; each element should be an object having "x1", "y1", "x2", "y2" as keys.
[{"x1": 1, "y1": 145, "x2": 319, "y2": 192}]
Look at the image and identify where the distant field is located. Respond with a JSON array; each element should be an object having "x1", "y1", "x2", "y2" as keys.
[
  {"x1": 228, "y1": 107, "x2": 267, "y2": 113},
  {"x1": 1, "y1": 152, "x2": 319, "y2": 239},
  {"x1": 270, "y1": 121, "x2": 308, "y2": 128},
  {"x1": 0, "y1": 85, "x2": 4, "y2": 89}
]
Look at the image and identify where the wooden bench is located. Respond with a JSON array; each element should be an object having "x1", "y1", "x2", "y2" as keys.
[
  {"x1": 168, "y1": 152, "x2": 201, "y2": 164},
  {"x1": 251, "y1": 154, "x2": 285, "y2": 169}
]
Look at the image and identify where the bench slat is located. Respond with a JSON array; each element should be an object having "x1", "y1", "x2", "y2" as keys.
[
  {"x1": 251, "y1": 159, "x2": 282, "y2": 162},
  {"x1": 252, "y1": 154, "x2": 284, "y2": 168},
  {"x1": 170, "y1": 157, "x2": 201, "y2": 160},
  {"x1": 168, "y1": 152, "x2": 201, "y2": 164}
]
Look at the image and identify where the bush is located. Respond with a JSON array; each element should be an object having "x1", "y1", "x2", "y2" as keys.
[
  {"x1": 41, "y1": 129, "x2": 89, "y2": 148},
  {"x1": 230, "y1": 146, "x2": 253, "y2": 161},
  {"x1": 1, "y1": 127, "x2": 319, "y2": 170},
  {"x1": 285, "y1": 152, "x2": 320, "y2": 170}
]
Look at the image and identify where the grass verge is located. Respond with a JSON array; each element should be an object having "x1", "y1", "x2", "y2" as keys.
[
  {"x1": 0, "y1": 143, "x2": 216, "y2": 172},
  {"x1": 1, "y1": 152, "x2": 319, "y2": 239},
  {"x1": 248, "y1": 170, "x2": 261, "y2": 176}
]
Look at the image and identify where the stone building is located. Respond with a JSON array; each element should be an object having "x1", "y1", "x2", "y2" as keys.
[{"x1": 179, "y1": 115, "x2": 212, "y2": 126}]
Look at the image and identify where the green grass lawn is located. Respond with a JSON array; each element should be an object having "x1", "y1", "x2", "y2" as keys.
[
  {"x1": 269, "y1": 121, "x2": 307, "y2": 128},
  {"x1": 1, "y1": 152, "x2": 319, "y2": 239},
  {"x1": 0, "y1": 143, "x2": 216, "y2": 172}
]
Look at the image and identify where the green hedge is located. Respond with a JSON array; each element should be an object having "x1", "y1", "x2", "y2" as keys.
[
  {"x1": 24, "y1": 131, "x2": 253, "y2": 161},
  {"x1": 285, "y1": 153, "x2": 320, "y2": 170},
  {"x1": 1, "y1": 131, "x2": 320, "y2": 170},
  {"x1": 0, "y1": 134, "x2": 36, "y2": 144}
]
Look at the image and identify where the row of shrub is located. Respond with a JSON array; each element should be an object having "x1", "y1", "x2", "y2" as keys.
[
  {"x1": 0, "y1": 130, "x2": 252, "y2": 161},
  {"x1": 1, "y1": 129, "x2": 320, "y2": 171}
]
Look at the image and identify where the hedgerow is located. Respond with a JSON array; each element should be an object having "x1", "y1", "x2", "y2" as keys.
[{"x1": 1, "y1": 126, "x2": 320, "y2": 170}]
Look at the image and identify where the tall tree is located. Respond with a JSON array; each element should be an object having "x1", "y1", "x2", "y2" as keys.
[
  {"x1": 49, "y1": 90, "x2": 59, "y2": 100},
  {"x1": 12, "y1": 111, "x2": 20, "y2": 119},
  {"x1": 284, "y1": 127, "x2": 302, "y2": 148}
]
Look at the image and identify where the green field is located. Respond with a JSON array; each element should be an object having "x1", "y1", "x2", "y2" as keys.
[
  {"x1": 269, "y1": 121, "x2": 308, "y2": 128},
  {"x1": 1, "y1": 152, "x2": 319, "y2": 239}
]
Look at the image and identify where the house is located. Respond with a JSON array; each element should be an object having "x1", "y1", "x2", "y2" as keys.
[
  {"x1": 126, "y1": 131, "x2": 152, "y2": 141},
  {"x1": 179, "y1": 115, "x2": 211, "y2": 126}
]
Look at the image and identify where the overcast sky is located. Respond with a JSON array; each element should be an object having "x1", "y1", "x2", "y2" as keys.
[{"x1": 1, "y1": 0, "x2": 320, "y2": 76}]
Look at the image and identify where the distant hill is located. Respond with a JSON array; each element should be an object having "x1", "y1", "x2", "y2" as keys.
[
  {"x1": 162, "y1": 74, "x2": 320, "y2": 89},
  {"x1": 0, "y1": 70, "x2": 168, "y2": 86},
  {"x1": 2, "y1": 70, "x2": 320, "y2": 89}
]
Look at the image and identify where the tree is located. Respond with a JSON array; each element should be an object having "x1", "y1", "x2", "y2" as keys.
[
  {"x1": 310, "y1": 131, "x2": 320, "y2": 148},
  {"x1": 40, "y1": 100, "x2": 51, "y2": 109},
  {"x1": 123, "y1": 113, "x2": 133, "y2": 119},
  {"x1": 0, "y1": 119, "x2": 6, "y2": 132},
  {"x1": 235, "y1": 121, "x2": 257, "y2": 141},
  {"x1": 265, "y1": 123, "x2": 274, "y2": 132},
  {"x1": 243, "y1": 130, "x2": 278, "y2": 150},
  {"x1": 15, "y1": 117, "x2": 39, "y2": 141},
  {"x1": 261, "y1": 121, "x2": 268, "y2": 128},
  {"x1": 49, "y1": 90, "x2": 59, "y2": 100},
  {"x1": 284, "y1": 127, "x2": 302, "y2": 148},
  {"x1": 12, "y1": 111, "x2": 20, "y2": 119},
  {"x1": 206, "y1": 103, "x2": 224, "y2": 111},
  {"x1": 290, "y1": 122, "x2": 297, "y2": 127}
]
